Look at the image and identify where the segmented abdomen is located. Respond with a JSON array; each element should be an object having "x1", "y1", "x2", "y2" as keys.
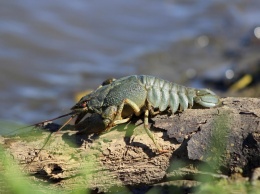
[{"x1": 139, "y1": 75, "x2": 196, "y2": 113}]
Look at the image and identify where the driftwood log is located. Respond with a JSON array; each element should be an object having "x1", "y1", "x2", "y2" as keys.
[{"x1": 1, "y1": 97, "x2": 260, "y2": 192}]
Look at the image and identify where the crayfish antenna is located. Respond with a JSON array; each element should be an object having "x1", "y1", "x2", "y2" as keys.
[
  {"x1": 31, "y1": 112, "x2": 75, "y2": 129},
  {"x1": 25, "y1": 114, "x2": 76, "y2": 168},
  {"x1": 55, "y1": 115, "x2": 75, "y2": 133},
  {"x1": 24, "y1": 132, "x2": 52, "y2": 169},
  {"x1": 6, "y1": 112, "x2": 75, "y2": 136}
]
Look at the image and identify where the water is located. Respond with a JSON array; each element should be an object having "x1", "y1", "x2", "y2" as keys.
[{"x1": 1, "y1": 0, "x2": 260, "y2": 123}]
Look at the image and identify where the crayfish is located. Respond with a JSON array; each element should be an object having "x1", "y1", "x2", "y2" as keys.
[{"x1": 29, "y1": 75, "x2": 221, "y2": 152}]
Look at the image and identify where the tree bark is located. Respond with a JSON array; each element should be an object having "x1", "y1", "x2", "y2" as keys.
[{"x1": 1, "y1": 97, "x2": 260, "y2": 192}]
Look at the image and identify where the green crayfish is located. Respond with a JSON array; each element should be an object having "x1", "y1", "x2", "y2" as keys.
[{"x1": 67, "y1": 75, "x2": 221, "y2": 152}]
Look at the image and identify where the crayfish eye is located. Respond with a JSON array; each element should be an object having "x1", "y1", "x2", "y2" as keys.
[{"x1": 81, "y1": 102, "x2": 87, "y2": 108}]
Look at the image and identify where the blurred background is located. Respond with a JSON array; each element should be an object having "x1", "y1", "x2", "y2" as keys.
[{"x1": 1, "y1": 0, "x2": 260, "y2": 123}]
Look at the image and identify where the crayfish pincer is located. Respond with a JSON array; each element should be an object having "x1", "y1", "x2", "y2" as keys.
[{"x1": 69, "y1": 75, "x2": 221, "y2": 153}]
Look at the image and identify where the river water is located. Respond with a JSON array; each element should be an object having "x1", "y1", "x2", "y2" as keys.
[{"x1": 1, "y1": 0, "x2": 260, "y2": 123}]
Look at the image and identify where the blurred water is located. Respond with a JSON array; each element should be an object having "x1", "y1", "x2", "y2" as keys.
[{"x1": 1, "y1": 0, "x2": 260, "y2": 123}]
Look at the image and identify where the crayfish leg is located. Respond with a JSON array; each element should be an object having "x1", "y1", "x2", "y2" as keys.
[
  {"x1": 144, "y1": 109, "x2": 168, "y2": 153},
  {"x1": 75, "y1": 112, "x2": 88, "y2": 124},
  {"x1": 119, "y1": 98, "x2": 142, "y2": 118},
  {"x1": 147, "y1": 102, "x2": 160, "y2": 116},
  {"x1": 113, "y1": 117, "x2": 131, "y2": 125},
  {"x1": 104, "y1": 117, "x2": 131, "y2": 132},
  {"x1": 113, "y1": 98, "x2": 142, "y2": 122},
  {"x1": 104, "y1": 98, "x2": 141, "y2": 128}
]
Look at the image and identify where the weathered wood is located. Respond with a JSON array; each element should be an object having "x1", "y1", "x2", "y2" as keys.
[{"x1": 1, "y1": 97, "x2": 260, "y2": 192}]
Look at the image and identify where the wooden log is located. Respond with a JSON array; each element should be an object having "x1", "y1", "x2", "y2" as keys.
[{"x1": 1, "y1": 97, "x2": 260, "y2": 192}]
